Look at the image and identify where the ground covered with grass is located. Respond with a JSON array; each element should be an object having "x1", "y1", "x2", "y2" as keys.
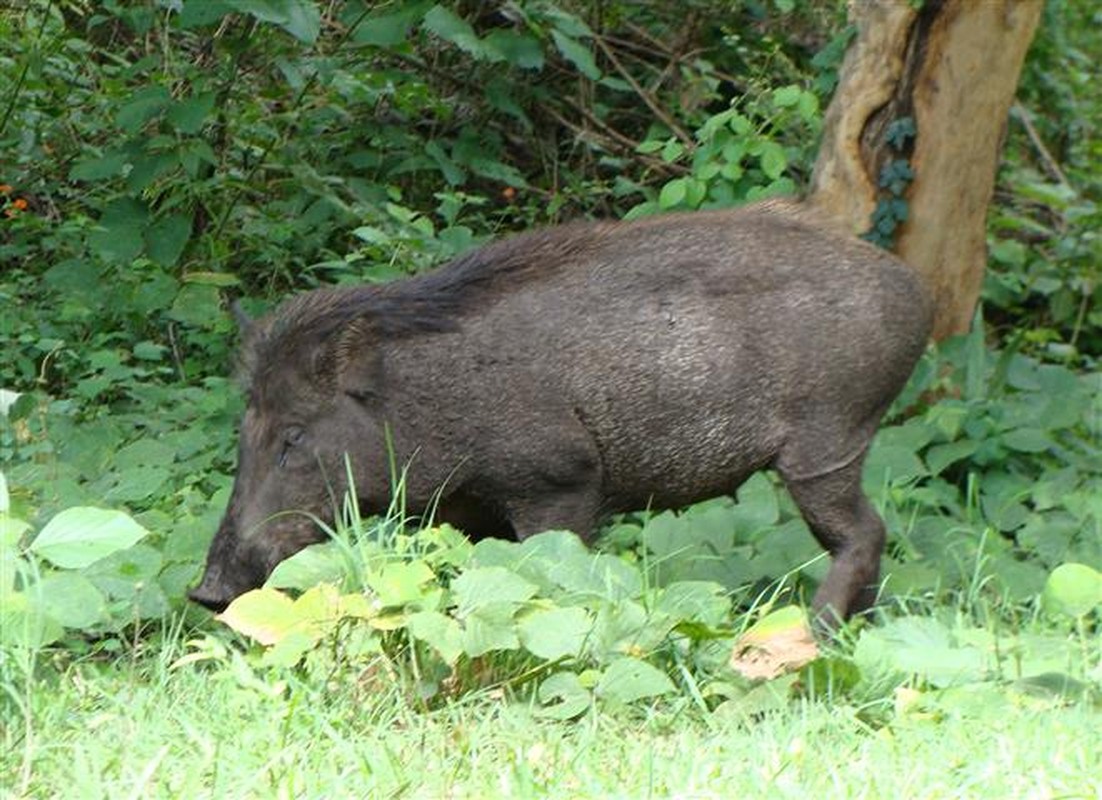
[
  {"x1": 6, "y1": 622, "x2": 1100, "y2": 799},
  {"x1": 3, "y1": 3, "x2": 1101, "y2": 797}
]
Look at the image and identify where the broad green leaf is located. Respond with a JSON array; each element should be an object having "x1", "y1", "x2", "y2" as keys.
[
  {"x1": 182, "y1": 271, "x2": 241, "y2": 287},
  {"x1": 169, "y1": 284, "x2": 221, "y2": 328},
  {"x1": 261, "y1": 630, "x2": 318, "y2": 669},
  {"x1": 178, "y1": 0, "x2": 233, "y2": 27},
  {"x1": 267, "y1": 543, "x2": 345, "y2": 591},
  {"x1": 925, "y1": 440, "x2": 978, "y2": 475},
  {"x1": 35, "y1": 572, "x2": 108, "y2": 630},
  {"x1": 551, "y1": 30, "x2": 600, "y2": 79},
  {"x1": 167, "y1": 92, "x2": 216, "y2": 134},
  {"x1": 115, "y1": 86, "x2": 171, "y2": 133},
  {"x1": 658, "y1": 178, "x2": 687, "y2": 209},
  {"x1": 70, "y1": 151, "x2": 130, "y2": 182},
  {"x1": 88, "y1": 198, "x2": 148, "y2": 264},
  {"x1": 863, "y1": 444, "x2": 928, "y2": 487},
  {"x1": 218, "y1": 587, "x2": 300, "y2": 645},
  {"x1": 756, "y1": 141, "x2": 787, "y2": 180},
  {"x1": 30, "y1": 507, "x2": 150, "y2": 569},
  {"x1": 484, "y1": 30, "x2": 543, "y2": 70},
  {"x1": 407, "y1": 610, "x2": 464, "y2": 665},
  {"x1": 103, "y1": 467, "x2": 171, "y2": 504},
  {"x1": 772, "y1": 85, "x2": 802, "y2": 107},
  {"x1": 729, "y1": 472, "x2": 780, "y2": 534},
  {"x1": 518, "y1": 606, "x2": 592, "y2": 661},
  {"x1": 853, "y1": 617, "x2": 986, "y2": 688},
  {"x1": 595, "y1": 656, "x2": 675, "y2": 704},
  {"x1": 226, "y1": 0, "x2": 320, "y2": 44},
  {"x1": 356, "y1": 2, "x2": 431, "y2": 46},
  {"x1": 1043, "y1": 563, "x2": 1102, "y2": 619},
  {"x1": 218, "y1": 584, "x2": 366, "y2": 646},
  {"x1": 451, "y1": 567, "x2": 537, "y2": 617},
  {"x1": 146, "y1": 213, "x2": 191, "y2": 267},
  {"x1": 655, "y1": 581, "x2": 731, "y2": 627},
  {"x1": 366, "y1": 560, "x2": 435, "y2": 608},
  {"x1": 462, "y1": 605, "x2": 521, "y2": 656},
  {"x1": 423, "y1": 5, "x2": 497, "y2": 61},
  {"x1": 536, "y1": 672, "x2": 591, "y2": 720},
  {"x1": 1001, "y1": 428, "x2": 1053, "y2": 453},
  {"x1": 0, "y1": 592, "x2": 63, "y2": 648}
]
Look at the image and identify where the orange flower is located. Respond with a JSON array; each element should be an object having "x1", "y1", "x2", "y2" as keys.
[
  {"x1": 0, "y1": 184, "x2": 12, "y2": 194},
  {"x1": 12, "y1": 198, "x2": 28, "y2": 210}
]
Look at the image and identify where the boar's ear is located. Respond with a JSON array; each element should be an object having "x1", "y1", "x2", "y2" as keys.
[{"x1": 327, "y1": 318, "x2": 384, "y2": 404}]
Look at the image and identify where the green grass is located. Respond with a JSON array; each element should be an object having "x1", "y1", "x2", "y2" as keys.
[{"x1": 4, "y1": 616, "x2": 1100, "y2": 799}]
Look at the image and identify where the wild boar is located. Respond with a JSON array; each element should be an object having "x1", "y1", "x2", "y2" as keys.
[{"x1": 189, "y1": 199, "x2": 932, "y2": 626}]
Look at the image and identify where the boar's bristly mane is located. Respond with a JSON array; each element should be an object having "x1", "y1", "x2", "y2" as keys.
[{"x1": 239, "y1": 222, "x2": 604, "y2": 390}]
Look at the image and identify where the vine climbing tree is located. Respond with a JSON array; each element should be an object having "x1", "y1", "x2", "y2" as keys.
[{"x1": 809, "y1": 0, "x2": 1044, "y2": 340}]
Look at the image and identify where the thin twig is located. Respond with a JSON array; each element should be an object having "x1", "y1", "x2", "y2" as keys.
[
  {"x1": 1010, "y1": 102, "x2": 1070, "y2": 188},
  {"x1": 591, "y1": 33, "x2": 695, "y2": 149},
  {"x1": 550, "y1": 101, "x2": 689, "y2": 177}
]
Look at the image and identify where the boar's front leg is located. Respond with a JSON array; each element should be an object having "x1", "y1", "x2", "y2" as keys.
[
  {"x1": 780, "y1": 455, "x2": 886, "y2": 630},
  {"x1": 505, "y1": 484, "x2": 605, "y2": 542}
]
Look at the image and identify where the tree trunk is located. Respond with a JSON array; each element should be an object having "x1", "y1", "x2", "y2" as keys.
[{"x1": 809, "y1": 0, "x2": 1043, "y2": 340}]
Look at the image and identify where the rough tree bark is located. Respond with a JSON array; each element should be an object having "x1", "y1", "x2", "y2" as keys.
[{"x1": 809, "y1": 0, "x2": 1044, "y2": 340}]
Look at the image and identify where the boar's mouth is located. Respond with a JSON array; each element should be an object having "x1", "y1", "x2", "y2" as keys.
[{"x1": 187, "y1": 584, "x2": 232, "y2": 613}]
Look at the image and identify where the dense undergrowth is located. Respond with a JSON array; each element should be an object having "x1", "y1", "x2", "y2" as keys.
[{"x1": 1, "y1": 1, "x2": 1100, "y2": 774}]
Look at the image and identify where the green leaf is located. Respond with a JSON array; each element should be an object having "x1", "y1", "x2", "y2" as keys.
[
  {"x1": 451, "y1": 567, "x2": 537, "y2": 617},
  {"x1": 103, "y1": 467, "x2": 171, "y2": 504},
  {"x1": 218, "y1": 587, "x2": 301, "y2": 646},
  {"x1": 0, "y1": 592, "x2": 64, "y2": 648},
  {"x1": 423, "y1": 5, "x2": 498, "y2": 61},
  {"x1": 551, "y1": 30, "x2": 600, "y2": 80},
  {"x1": 1001, "y1": 428, "x2": 1053, "y2": 453},
  {"x1": 366, "y1": 560, "x2": 435, "y2": 608},
  {"x1": 462, "y1": 605, "x2": 521, "y2": 657},
  {"x1": 756, "y1": 141, "x2": 787, "y2": 180},
  {"x1": 30, "y1": 507, "x2": 150, "y2": 569},
  {"x1": 658, "y1": 178, "x2": 687, "y2": 209},
  {"x1": 518, "y1": 606, "x2": 592, "y2": 661},
  {"x1": 536, "y1": 672, "x2": 591, "y2": 720},
  {"x1": 70, "y1": 151, "x2": 130, "y2": 182},
  {"x1": 169, "y1": 284, "x2": 222, "y2": 328},
  {"x1": 226, "y1": 0, "x2": 320, "y2": 44},
  {"x1": 595, "y1": 656, "x2": 676, "y2": 704},
  {"x1": 167, "y1": 93, "x2": 217, "y2": 134},
  {"x1": 925, "y1": 440, "x2": 978, "y2": 475},
  {"x1": 655, "y1": 581, "x2": 731, "y2": 627},
  {"x1": 89, "y1": 198, "x2": 149, "y2": 264},
  {"x1": 35, "y1": 573, "x2": 108, "y2": 629},
  {"x1": 407, "y1": 610, "x2": 464, "y2": 665},
  {"x1": 772, "y1": 85, "x2": 802, "y2": 107},
  {"x1": 356, "y1": 3, "x2": 431, "y2": 46},
  {"x1": 1043, "y1": 563, "x2": 1102, "y2": 619},
  {"x1": 484, "y1": 30, "x2": 544, "y2": 69},
  {"x1": 146, "y1": 213, "x2": 192, "y2": 267},
  {"x1": 115, "y1": 86, "x2": 171, "y2": 134},
  {"x1": 182, "y1": 271, "x2": 241, "y2": 287},
  {"x1": 267, "y1": 543, "x2": 345, "y2": 591}
]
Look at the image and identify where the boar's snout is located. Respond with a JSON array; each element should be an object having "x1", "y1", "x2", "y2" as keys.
[
  {"x1": 187, "y1": 578, "x2": 232, "y2": 613},
  {"x1": 188, "y1": 511, "x2": 269, "y2": 612}
]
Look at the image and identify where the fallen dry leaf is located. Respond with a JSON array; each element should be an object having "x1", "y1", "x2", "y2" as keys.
[{"x1": 729, "y1": 608, "x2": 820, "y2": 680}]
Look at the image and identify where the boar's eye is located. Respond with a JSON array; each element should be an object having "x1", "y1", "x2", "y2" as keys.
[{"x1": 278, "y1": 426, "x2": 305, "y2": 468}]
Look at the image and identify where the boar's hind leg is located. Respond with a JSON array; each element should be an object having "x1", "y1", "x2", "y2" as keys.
[{"x1": 779, "y1": 455, "x2": 885, "y2": 630}]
